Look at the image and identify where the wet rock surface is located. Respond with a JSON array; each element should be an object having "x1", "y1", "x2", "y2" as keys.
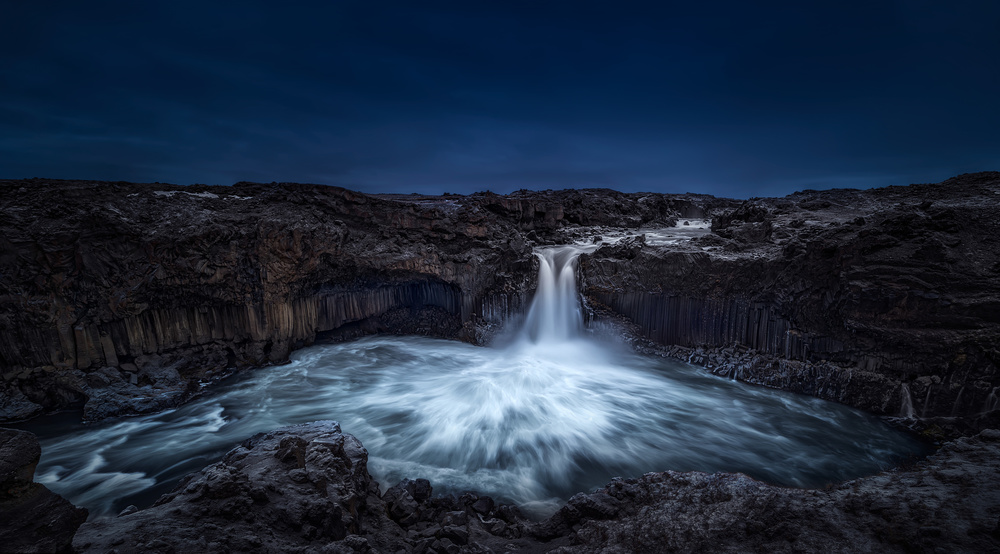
[{"x1": 0, "y1": 427, "x2": 88, "y2": 553}]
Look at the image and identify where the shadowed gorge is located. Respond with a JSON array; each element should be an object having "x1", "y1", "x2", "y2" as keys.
[
  {"x1": 1, "y1": 174, "x2": 1000, "y2": 553},
  {"x1": 12, "y1": 249, "x2": 925, "y2": 522}
]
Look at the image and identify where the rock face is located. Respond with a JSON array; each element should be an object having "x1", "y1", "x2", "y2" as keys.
[
  {"x1": 0, "y1": 181, "x2": 535, "y2": 420},
  {"x1": 71, "y1": 422, "x2": 1000, "y2": 553},
  {"x1": 582, "y1": 172, "x2": 1000, "y2": 429},
  {"x1": 542, "y1": 429, "x2": 1000, "y2": 554},
  {"x1": 0, "y1": 180, "x2": 729, "y2": 423},
  {"x1": 0, "y1": 428, "x2": 88, "y2": 553},
  {"x1": 3, "y1": 174, "x2": 1000, "y2": 433},
  {"x1": 73, "y1": 421, "x2": 540, "y2": 554}
]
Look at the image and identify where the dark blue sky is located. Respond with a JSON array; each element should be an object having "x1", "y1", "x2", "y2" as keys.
[{"x1": 2, "y1": 1, "x2": 998, "y2": 197}]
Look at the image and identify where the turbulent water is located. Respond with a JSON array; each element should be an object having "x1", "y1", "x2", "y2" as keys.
[{"x1": 15, "y1": 246, "x2": 927, "y2": 517}]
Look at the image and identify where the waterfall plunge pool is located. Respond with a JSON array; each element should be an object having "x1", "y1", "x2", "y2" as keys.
[
  {"x1": 16, "y1": 336, "x2": 928, "y2": 518},
  {"x1": 13, "y1": 246, "x2": 930, "y2": 518}
]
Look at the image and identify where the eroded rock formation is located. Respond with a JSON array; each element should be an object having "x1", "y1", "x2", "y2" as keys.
[
  {"x1": 2, "y1": 172, "x2": 1000, "y2": 552},
  {"x1": 0, "y1": 179, "x2": 734, "y2": 423},
  {"x1": 70, "y1": 422, "x2": 1000, "y2": 553},
  {"x1": 581, "y1": 172, "x2": 1000, "y2": 431},
  {"x1": 0, "y1": 428, "x2": 88, "y2": 553},
  {"x1": 73, "y1": 421, "x2": 541, "y2": 554},
  {"x1": 542, "y1": 429, "x2": 1000, "y2": 553}
]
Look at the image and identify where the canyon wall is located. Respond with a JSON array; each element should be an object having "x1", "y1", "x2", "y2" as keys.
[
  {"x1": 581, "y1": 172, "x2": 1000, "y2": 428},
  {"x1": 0, "y1": 180, "x2": 539, "y2": 420},
  {"x1": 2, "y1": 174, "x2": 999, "y2": 430}
]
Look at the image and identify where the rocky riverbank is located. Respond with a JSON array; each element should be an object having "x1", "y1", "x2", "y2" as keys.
[
  {"x1": 0, "y1": 428, "x2": 88, "y2": 553},
  {"x1": 60, "y1": 421, "x2": 1000, "y2": 553}
]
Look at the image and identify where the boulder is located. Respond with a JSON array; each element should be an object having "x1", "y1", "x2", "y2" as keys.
[{"x1": 0, "y1": 428, "x2": 88, "y2": 554}]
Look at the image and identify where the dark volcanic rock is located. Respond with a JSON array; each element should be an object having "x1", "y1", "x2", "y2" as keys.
[
  {"x1": 70, "y1": 422, "x2": 1000, "y2": 553},
  {"x1": 0, "y1": 428, "x2": 88, "y2": 553},
  {"x1": 74, "y1": 421, "x2": 391, "y2": 552},
  {"x1": 4, "y1": 172, "x2": 1000, "y2": 550},
  {"x1": 0, "y1": 180, "x2": 723, "y2": 423},
  {"x1": 73, "y1": 421, "x2": 538, "y2": 553},
  {"x1": 583, "y1": 172, "x2": 1000, "y2": 427},
  {"x1": 542, "y1": 429, "x2": 1000, "y2": 554},
  {"x1": 710, "y1": 199, "x2": 773, "y2": 242},
  {"x1": 0, "y1": 180, "x2": 538, "y2": 421}
]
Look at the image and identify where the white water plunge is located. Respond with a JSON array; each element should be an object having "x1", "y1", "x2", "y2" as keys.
[
  {"x1": 520, "y1": 245, "x2": 596, "y2": 343},
  {"x1": 15, "y1": 245, "x2": 927, "y2": 518}
]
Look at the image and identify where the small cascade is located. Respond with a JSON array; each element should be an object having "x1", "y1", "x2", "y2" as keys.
[
  {"x1": 951, "y1": 387, "x2": 965, "y2": 417},
  {"x1": 984, "y1": 387, "x2": 1000, "y2": 414},
  {"x1": 899, "y1": 383, "x2": 916, "y2": 419},
  {"x1": 921, "y1": 386, "x2": 933, "y2": 418},
  {"x1": 519, "y1": 245, "x2": 596, "y2": 344}
]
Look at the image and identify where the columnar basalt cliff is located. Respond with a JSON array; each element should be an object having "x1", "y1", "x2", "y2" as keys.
[
  {"x1": 580, "y1": 172, "x2": 1000, "y2": 430},
  {"x1": 0, "y1": 180, "x2": 539, "y2": 420},
  {"x1": 0, "y1": 181, "x2": 720, "y2": 422}
]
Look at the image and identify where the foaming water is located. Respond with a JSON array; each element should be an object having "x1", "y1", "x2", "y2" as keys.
[
  {"x1": 519, "y1": 245, "x2": 596, "y2": 343},
  {"x1": 14, "y1": 246, "x2": 928, "y2": 517}
]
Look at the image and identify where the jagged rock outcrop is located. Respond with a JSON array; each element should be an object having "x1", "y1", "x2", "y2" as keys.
[
  {"x1": 581, "y1": 172, "x2": 1000, "y2": 427},
  {"x1": 73, "y1": 421, "x2": 541, "y2": 553},
  {"x1": 467, "y1": 188, "x2": 724, "y2": 231},
  {"x1": 3, "y1": 174, "x2": 999, "y2": 431},
  {"x1": 71, "y1": 422, "x2": 1000, "y2": 553},
  {"x1": 0, "y1": 180, "x2": 734, "y2": 423},
  {"x1": 541, "y1": 428, "x2": 1000, "y2": 553},
  {"x1": 0, "y1": 428, "x2": 88, "y2": 553}
]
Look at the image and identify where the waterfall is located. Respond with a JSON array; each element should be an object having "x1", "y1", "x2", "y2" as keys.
[
  {"x1": 984, "y1": 387, "x2": 999, "y2": 414},
  {"x1": 519, "y1": 245, "x2": 597, "y2": 344},
  {"x1": 951, "y1": 386, "x2": 964, "y2": 417},
  {"x1": 899, "y1": 383, "x2": 916, "y2": 419}
]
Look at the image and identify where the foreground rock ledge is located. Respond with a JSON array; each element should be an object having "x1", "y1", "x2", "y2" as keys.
[
  {"x1": 73, "y1": 422, "x2": 1000, "y2": 553},
  {"x1": 73, "y1": 421, "x2": 542, "y2": 554},
  {"x1": 0, "y1": 428, "x2": 88, "y2": 554}
]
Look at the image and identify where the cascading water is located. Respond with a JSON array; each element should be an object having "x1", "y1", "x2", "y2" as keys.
[
  {"x1": 13, "y1": 245, "x2": 929, "y2": 518},
  {"x1": 519, "y1": 245, "x2": 596, "y2": 343},
  {"x1": 899, "y1": 383, "x2": 916, "y2": 419}
]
